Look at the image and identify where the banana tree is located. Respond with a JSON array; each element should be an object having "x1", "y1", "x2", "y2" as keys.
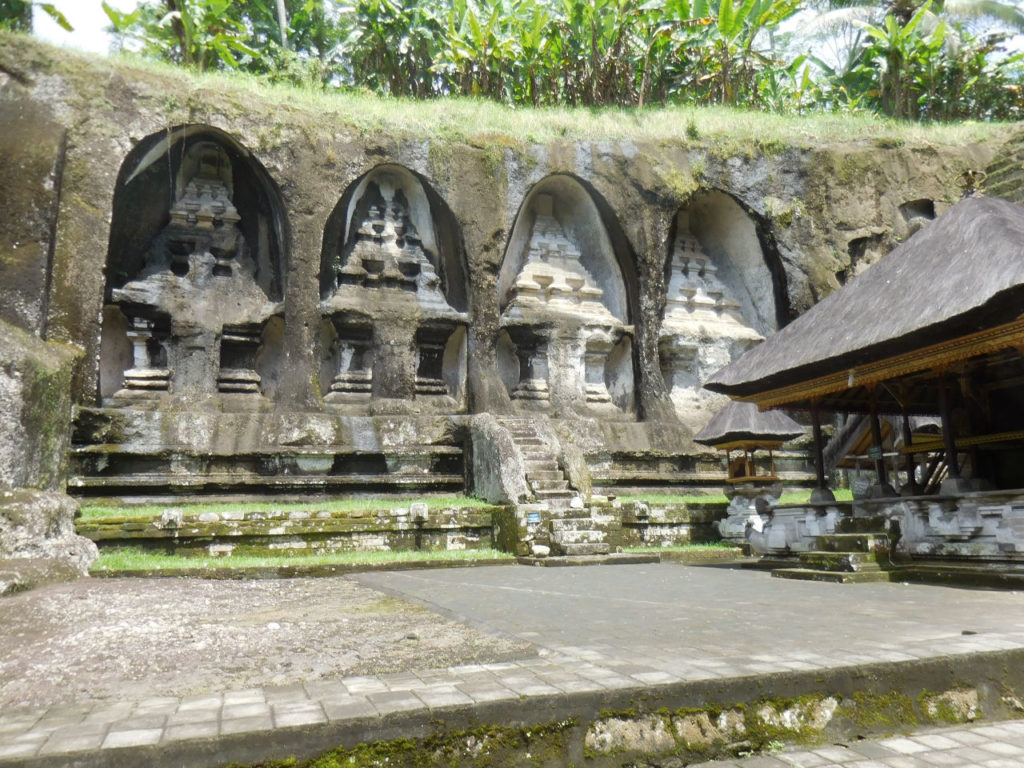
[{"x1": 104, "y1": 0, "x2": 259, "y2": 71}]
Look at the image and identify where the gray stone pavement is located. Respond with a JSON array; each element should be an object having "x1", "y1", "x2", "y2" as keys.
[
  {"x1": 3, "y1": 563, "x2": 1024, "y2": 765},
  {"x1": 690, "y1": 718, "x2": 1024, "y2": 767}
]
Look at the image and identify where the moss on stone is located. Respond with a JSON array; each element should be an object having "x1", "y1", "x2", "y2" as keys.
[{"x1": 230, "y1": 718, "x2": 577, "y2": 767}]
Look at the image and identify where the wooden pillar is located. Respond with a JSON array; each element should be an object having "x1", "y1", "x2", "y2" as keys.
[
  {"x1": 901, "y1": 410, "x2": 917, "y2": 495},
  {"x1": 938, "y1": 370, "x2": 961, "y2": 480},
  {"x1": 869, "y1": 385, "x2": 890, "y2": 489},
  {"x1": 810, "y1": 401, "x2": 835, "y2": 502}
]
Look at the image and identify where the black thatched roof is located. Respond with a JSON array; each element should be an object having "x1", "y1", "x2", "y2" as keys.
[
  {"x1": 705, "y1": 197, "x2": 1024, "y2": 398},
  {"x1": 694, "y1": 400, "x2": 805, "y2": 446}
]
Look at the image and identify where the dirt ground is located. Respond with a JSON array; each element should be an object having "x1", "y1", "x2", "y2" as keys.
[{"x1": 0, "y1": 575, "x2": 534, "y2": 711}]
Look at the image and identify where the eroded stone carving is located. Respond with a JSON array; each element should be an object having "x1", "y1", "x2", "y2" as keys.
[
  {"x1": 500, "y1": 194, "x2": 631, "y2": 413},
  {"x1": 109, "y1": 142, "x2": 281, "y2": 401},
  {"x1": 321, "y1": 171, "x2": 467, "y2": 409},
  {"x1": 660, "y1": 212, "x2": 762, "y2": 427}
]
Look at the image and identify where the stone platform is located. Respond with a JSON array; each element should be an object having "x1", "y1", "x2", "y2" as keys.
[{"x1": 3, "y1": 564, "x2": 1024, "y2": 767}]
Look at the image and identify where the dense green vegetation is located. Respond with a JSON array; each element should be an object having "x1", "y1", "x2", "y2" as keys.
[{"x1": 51, "y1": 0, "x2": 1022, "y2": 121}]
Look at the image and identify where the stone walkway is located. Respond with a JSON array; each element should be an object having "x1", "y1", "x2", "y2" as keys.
[
  {"x1": 691, "y1": 719, "x2": 1024, "y2": 767},
  {"x1": 3, "y1": 564, "x2": 1024, "y2": 766}
]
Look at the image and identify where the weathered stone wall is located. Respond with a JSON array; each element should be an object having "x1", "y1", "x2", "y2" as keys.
[
  {"x1": 0, "y1": 321, "x2": 97, "y2": 592},
  {"x1": 76, "y1": 503, "x2": 498, "y2": 557},
  {"x1": 0, "y1": 37, "x2": 995, "y2": 422}
]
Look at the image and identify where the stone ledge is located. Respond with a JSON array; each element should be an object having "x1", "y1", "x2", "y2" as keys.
[{"x1": 516, "y1": 552, "x2": 660, "y2": 567}]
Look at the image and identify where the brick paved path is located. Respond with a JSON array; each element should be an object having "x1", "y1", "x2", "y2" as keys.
[{"x1": 691, "y1": 719, "x2": 1024, "y2": 767}]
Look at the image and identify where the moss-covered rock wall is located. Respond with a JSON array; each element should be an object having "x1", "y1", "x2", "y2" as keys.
[{"x1": 0, "y1": 34, "x2": 999, "y2": 423}]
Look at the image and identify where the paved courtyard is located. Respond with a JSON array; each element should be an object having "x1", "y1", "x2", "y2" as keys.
[
  {"x1": 692, "y1": 719, "x2": 1024, "y2": 767},
  {"x1": 3, "y1": 563, "x2": 1024, "y2": 766}
]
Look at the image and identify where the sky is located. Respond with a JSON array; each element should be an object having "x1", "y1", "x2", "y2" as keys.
[{"x1": 33, "y1": 0, "x2": 139, "y2": 55}]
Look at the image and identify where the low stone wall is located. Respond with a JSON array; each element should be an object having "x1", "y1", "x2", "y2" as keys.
[
  {"x1": 76, "y1": 504, "x2": 500, "y2": 557},
  {"x1": 619, "y1": 500, "x2": 727, "y2": 548},
  {"x1": 861, "y1": 489, "x2": 1024, "y2": 561},
  {"x1": 748, "y1": 489, "x2": 1024, "y2": 567}
]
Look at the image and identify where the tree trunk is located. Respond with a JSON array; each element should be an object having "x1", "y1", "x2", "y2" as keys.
[{"x1": 275, "y1": 0, "x2": 289, "y2": 49}]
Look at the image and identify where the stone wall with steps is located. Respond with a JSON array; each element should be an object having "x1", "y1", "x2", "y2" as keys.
[{"x1": 76, "y1": 502, "x2": 499, "y2": 557}]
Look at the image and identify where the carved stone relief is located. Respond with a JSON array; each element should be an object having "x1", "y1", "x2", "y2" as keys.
[
  {"x1": 107, "y1": 142, "x2": 282, "y2": 403},
  {"x1": 500, "y1": 191, "x2": 633, "y2": 415},
  {"x1": 320, "y1": 169, "x2": 468, "y2": 411},
  {"x1": 660, "y1": 210, "x2": 763, "y2": 428}
]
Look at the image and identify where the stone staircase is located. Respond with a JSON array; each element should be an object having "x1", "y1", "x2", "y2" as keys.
[
  {"x1": 772, "y1": 532, "x2": 895, "y2": 584},
  {"x1": 549, "y1": 506, "x2": 612, "y2": 556},
  {"x1": 500, "y1": 418, "x2": 573, "y2": 503},
  {"x1": 984, "y1": 136, "x2": 1024, "y2": 204}
]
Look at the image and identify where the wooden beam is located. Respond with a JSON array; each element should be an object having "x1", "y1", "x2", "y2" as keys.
[{"x1": 739, "y1": 318, "x2": 1024, "y2": 410}]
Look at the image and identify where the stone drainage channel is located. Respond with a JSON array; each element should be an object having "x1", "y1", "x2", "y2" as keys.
[{"x1": 3, "y1": 564, "x2": 1024, "y2": 767}]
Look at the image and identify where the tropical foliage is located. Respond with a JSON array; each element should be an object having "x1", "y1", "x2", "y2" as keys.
[{"x1": 95, "y1": 0, "x2": 1024, "y2": 120}]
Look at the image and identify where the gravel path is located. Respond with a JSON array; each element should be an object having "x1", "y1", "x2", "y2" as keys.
[{"x1": 0, "y1": 575, "x2": 534, "y2": 711}]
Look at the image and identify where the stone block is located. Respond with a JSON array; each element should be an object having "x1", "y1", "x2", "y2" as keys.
[
  {"x1": 0, "y1": 491, "x2": 97, "y2": 585},
  {"x1": 0, "y1": 321, "x2": 80, "y2": 491}
]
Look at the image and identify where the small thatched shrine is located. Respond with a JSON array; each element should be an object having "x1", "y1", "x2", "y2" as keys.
[{"x1": 695, "y1": 400, "x2": 804, "y2": 484}]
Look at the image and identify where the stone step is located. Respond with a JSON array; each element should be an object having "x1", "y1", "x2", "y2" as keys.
[
  {"x1": 552, "y1": 529, "x2": 607, "y2": 545},
  {"x1": 771, "y1": 568, "x2": 894, "y2": 584},
  {"x1": 534, "y1": 488, "x2": 574, "y2": 500},
  {"x1": 514, "y1": 437, "x2": 546, "y2": 447},
  {"x1": 550, "y1": 518, "x2": 600, "y2": 532},
  {"x1": 526, "y1": 470, "x2": 566, "y2": 484},
  {"x1": 67, "y1": 472, "x2": 465, "y2": 495},
  {"x1": 524, "y1": 448, "x2": 557, "y2": 460},
  {"x1": 517, "y1": 552, "x2": 660, "y2": 567},
  {"x1": 559, "y1": 542, "x2": 611, "y2": 556},
  {"x1": 815, "y1": 533, "x2": 890, "y2": 553},
  {"x1": 524, "y1": 459, "x2": 560, "y2": 472},
  {"x1": 532, "y1": 481, "x2": 573, "y2": 493},
  {"x1": 798, "y1": 551, "x2": 890, "y2": 573}
]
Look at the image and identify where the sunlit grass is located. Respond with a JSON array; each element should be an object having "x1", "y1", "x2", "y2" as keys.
[
  {"x1": 92, "y1": 546, "x2": 513, "y2": 572},
  {"x1": 2, "y1": 32, "x2": 1007, "y2": 149},
  {"x1": 777, "y1": 488, "x2": 854, "y2": 504},
  {"x1": 79, "y1": 495, "x2": 496, "y2": 520},
  {"x1": 615, "y1": 493, "x2": 729, "y2": 505}
]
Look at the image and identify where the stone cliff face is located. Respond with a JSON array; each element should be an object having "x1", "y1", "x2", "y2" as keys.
[{"x1": 0, "y1": 34, "x2": 1004, "y2": 512}]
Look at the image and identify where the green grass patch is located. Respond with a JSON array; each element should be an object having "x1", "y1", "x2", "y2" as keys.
[
  {"x1": 92, "y1": 546, "x2": 513, "y2": 572},
  {"x1": 79, "y1": 495, "x2": 495, "y2": 521},
  {"x1": 2, "y1": 32, "x2": 1011, "y2": 150},
  {"x1": 615, "y1": 493, "x2": 729, "y2": 505},
  {"x1": 777, "y1": 488, "x2": 854, "y2": 504}
]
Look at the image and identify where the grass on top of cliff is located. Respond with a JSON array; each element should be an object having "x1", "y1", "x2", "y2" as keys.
[
  {"x1": 78, "y1": 495, "x2": 496, "y2": 520},
  {"x1": 0, "y1": 32, "x2": 1008, "y2": 149}
]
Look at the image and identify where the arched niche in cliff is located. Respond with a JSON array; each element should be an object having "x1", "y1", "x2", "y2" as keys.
[
  {"x1": 99, "y1": 125, "x2": 289, "y2": 403},
  {"x1": 318, "y1": 164, "x2": 470, "y2": 412},
  {"x1": 659, "y1": 189, "x2": 782, "y2": 428},
  {"x1": 497, "y1": 174, "x2": 637, "y2": 416}
]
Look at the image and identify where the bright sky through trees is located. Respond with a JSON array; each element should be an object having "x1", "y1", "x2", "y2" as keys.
[{"x1": 33, "y1": 0, "x2": 137, "y2": 53}]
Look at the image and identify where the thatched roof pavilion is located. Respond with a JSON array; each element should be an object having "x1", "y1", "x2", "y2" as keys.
[
  {"x1": 706, "y1": 196, "x2": 1024, "y2": 414},
  {"x1": 706, "y1": 196, "x2": 1024, "y2": 494}
]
